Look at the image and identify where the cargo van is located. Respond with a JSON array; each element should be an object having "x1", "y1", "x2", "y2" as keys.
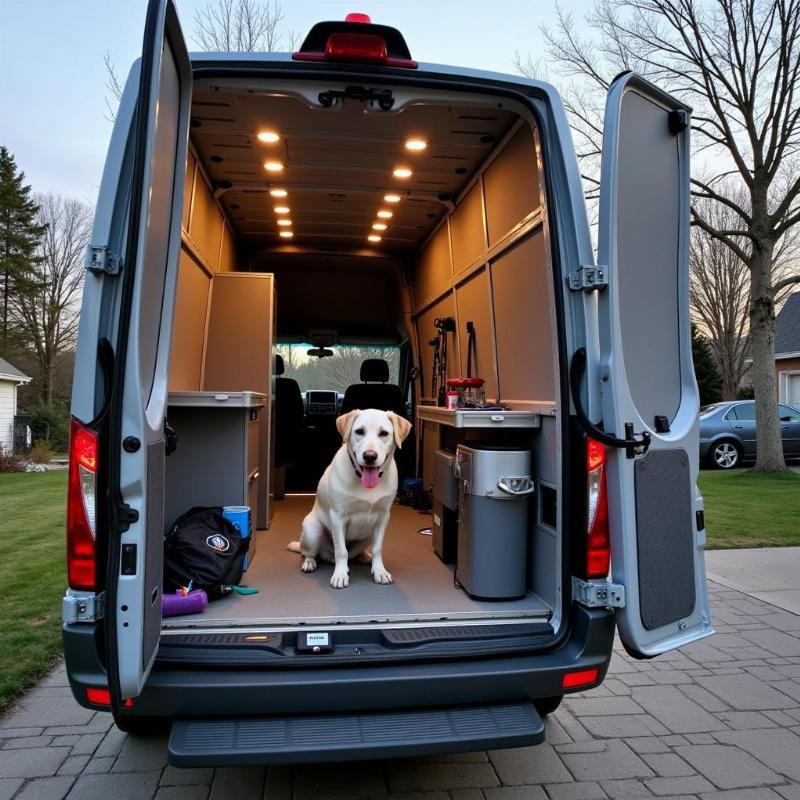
[{"x1": 62, "y1": 0, "x2": 713, "y2": 765}]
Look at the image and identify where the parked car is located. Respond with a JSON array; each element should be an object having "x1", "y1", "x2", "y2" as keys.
[
  {"x1": 699, "y1": 401, "x2": 800, "y2": 469},
  {"x1": 62, "y1": 0, "x2": 713, "y2": 766}
]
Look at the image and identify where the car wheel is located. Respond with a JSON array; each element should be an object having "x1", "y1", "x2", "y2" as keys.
[
  {"x1": 533, "y1": 695, "x2": 563, "y2": 717},
  {"x1": 113, "y1": 714, "x2": 170, "y2": 735},
  {"x1": 709, "y1": 440, "x2": 741, "y2": 470}
]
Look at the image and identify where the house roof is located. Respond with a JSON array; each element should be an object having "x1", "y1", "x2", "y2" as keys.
[
  {"x1": 776, "y1": 292, "x2": 800, "y2": 357},
  {"x1": 0, "y1": 356, "x2": 31, "y2": 383}
]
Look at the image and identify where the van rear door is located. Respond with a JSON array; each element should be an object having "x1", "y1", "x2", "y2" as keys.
[
  {"x1": 594, "y1": 73, "x2": 713, "y2": 658},
  {"x1": 106, "y1": 0, "x2": 191, "y2": 704}
]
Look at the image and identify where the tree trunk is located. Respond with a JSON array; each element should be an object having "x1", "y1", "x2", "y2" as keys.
[{"x1": 748, "y1": 245, "x2": 787, "y2": 472}]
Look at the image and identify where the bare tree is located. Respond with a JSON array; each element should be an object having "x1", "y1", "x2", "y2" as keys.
[
  {"x1": 193, "y1": 0, "x2": 287, "y2": 52},
  {"x1": 12, "y1": 195, "x2": 92, "y2": 405},
  {"x1": 521, "y1": 0, "x2": 800, "y2": 471},
  {"x1": 103, "y1": 51, "x2": 124, "y2": 124}
]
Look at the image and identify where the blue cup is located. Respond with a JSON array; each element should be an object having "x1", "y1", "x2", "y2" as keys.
[{"x1": 223, "y1": 505, "x2": 252, "y2": 570}]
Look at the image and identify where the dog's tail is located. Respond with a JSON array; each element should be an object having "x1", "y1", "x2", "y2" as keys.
[{"x1": 287, "y1": 540, "x2": 302, "y2": 553}]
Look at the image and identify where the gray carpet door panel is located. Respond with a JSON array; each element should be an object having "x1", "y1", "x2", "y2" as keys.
[{"x1": 634, "y1": 449, "x2": 695, "y2": 631}]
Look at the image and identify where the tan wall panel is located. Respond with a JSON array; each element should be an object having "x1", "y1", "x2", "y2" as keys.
[
  {"x1": 415, "y1": 294, "x2": 458, "y2": 401},
  {"x1": 218, "y1": 221, "x2": 237, "y2": 272},
  {"x1": 182, "y1": 150, "x2": 196, "y2": 232},
  {"x1": 421, "y1": 422, "x2": 439, "y2": 490},
  {"x1": 168, "y1": 248, "x2": 210, "y2": 392},
  {"x1": 454, "y1": 268, "x2": 498, "y2": 401},
  {"x1": 484, "y1": 125, "x2": 540, "y2": 247},
  {"x1": 491, "y1": 233, "x2": 554, "y2": 403},
  {"x1": 188, "y1": 172, "x2": 223, "y2": 271},
  {"x1": 412, "y1": 224, "x2": 452, "y2": 309},
  {"x1": 450, "y1": 183, "x2": 486, "y2": 275}
]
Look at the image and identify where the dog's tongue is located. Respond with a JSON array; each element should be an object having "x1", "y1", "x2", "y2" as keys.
[{"x1": 361, "y1": 466, "x2": 380, "y2": 489}]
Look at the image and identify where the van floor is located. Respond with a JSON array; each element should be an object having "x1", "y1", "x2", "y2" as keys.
[{"x1": 161, "y1": 494, "x2": 550, "y2": 629}]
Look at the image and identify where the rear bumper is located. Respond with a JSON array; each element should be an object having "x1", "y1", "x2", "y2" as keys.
[{"x1": 64, "y1": 605, "x2": 615, "y2": 718}]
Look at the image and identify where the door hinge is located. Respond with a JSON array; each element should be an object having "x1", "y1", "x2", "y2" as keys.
[
  {"x1": 572, "y1": 577, "x2": 625, "y2": 609},
  {"x1": 86, "y1": 245, "x2": 122, "y2": 275},
  {"x1": 569, "y1": 265, "x2": 608, "y2": 292},
  {"x1": 62, "y1": 591, "x2": 106, "y2": 624}
]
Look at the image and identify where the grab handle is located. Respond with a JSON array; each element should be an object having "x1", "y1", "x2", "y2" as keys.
[{"x1": 496, "y1": 476, "x2": 535, "y2": 497}]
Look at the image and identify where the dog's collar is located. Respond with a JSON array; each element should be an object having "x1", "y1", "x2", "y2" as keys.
[{"x1": 347, "y1": 448, "x2": 384, "y2": 480}]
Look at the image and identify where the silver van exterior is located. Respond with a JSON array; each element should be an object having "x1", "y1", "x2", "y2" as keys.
[{"x1": 62, "y1": 0, "x2": 713, "y2": 765}]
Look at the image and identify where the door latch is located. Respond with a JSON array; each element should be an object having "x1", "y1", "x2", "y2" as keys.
[
  {"x1": 86, "y1": 245, "x2": 122, "y2": 275},
  {"x1": 572, "y1": 577, "x2": 625, "y2": 609},
  {"x1": 569, "y1": 265, "x2": 608, "y2": 292},
  {"x1": 62, "y1": 591, "x2": 106, "y2": 624}
]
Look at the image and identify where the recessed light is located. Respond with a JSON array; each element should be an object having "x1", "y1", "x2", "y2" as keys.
[
  {"x1": 279, "y1": 230, "x2": 294, "y2": 238},
  {"x1": 277, "y1": 218, "x2": 292, "y2": 226},
  {"x1": 393, "y1": 167, "x2": 413, "y2": 179},
  {"x1": 274, "y1": 206, "x2": 290, "y2": 214},
  {"x1": 368, "y1": 235, "x2": 382, "y2": 243},
  {"x1": 269, "y1": 188, "x2": 288, "y2": 198},
  {"x1": 377, "y1": 209, "x2": 393, "y2": 219},
  {"x1": 383, "y1": 193, "x2": 401, "y2": 203},
  {"x1": 372, "y1": 222, "x2": 387, "y2": 231},
  {"x1": 405, "y1": 138, "x2": 427, "y2": 151},
  {"x1": 257, "y1": 131, "x2": 280, "y2": 143},
  {"x1": 264, "y1": 161, "x2": 284, "y2": 172}
]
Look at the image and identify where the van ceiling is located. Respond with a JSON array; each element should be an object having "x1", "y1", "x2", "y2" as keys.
[{"x1": 190, "y1": 88, "x2": 518, "y2": 253}]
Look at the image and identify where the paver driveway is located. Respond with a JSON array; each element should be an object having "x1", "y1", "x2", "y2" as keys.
[{"x1": 1, "y1": 579, "x2": 799, "y2": 800}]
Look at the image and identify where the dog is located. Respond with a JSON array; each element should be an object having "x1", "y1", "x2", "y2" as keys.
[{"x1": 287, "y1": 408, "x2": 412, "y2": 589}]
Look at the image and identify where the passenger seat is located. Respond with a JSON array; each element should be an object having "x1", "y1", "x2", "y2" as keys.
[
  {"x1": 341, "y1": 359, "x2": 405, "y2": 416},
  {"x1": 273, "y1": 354, "x2": 304, "y2": 470}
]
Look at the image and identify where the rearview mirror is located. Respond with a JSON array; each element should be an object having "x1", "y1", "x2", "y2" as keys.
[{"x1": 307, "y1": 347, "x2": 333, "y2": 358}]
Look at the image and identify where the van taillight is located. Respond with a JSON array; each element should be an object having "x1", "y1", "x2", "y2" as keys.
[
  {"x1": 67, "y1": 418, "x2": 98, "y2": 591},
  {"x1": 585, "y1": 437, "x2": 610, "y2": 578}
]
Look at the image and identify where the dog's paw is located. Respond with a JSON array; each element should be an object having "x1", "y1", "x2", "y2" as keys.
[
  {"x1": 300, "y1": 556, "x2": 317, "y2": 573},
  {"x1": 330, "y1": 569, "x2": 350, "y2": 589},
  {"x1": 372, "y1": 567, "x2": 393, "y2": 585}
]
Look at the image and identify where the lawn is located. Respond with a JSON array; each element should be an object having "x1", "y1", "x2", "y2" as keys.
[
  {"x1": 0, "y1": 470, "x2": 67, "y2": 712},
  {"x1": 698, "y1": 469, "x2": 800, "y2": 549}
]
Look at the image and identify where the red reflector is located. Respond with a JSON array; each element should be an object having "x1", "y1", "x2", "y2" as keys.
[
  {"x1": 85, "y1": 688, "x2": 133, "y2": 707},
  {"x1": 585, "y1": 436, "x2": 611, "y2": 579},
  {"x1": 67, "y1": 418, "x2": 98, "y2": 591},
  {"x1": 562, "y1": 668, "x2": 599, "y2": 689},
  {"x1": 345, "y1": 12, "x2": 371, "y2": 23},
  {"x1": 325, "y1": 32, "x2": 387, "y2": 62},
  {"x1": 586, "y1": 437, "x2": 605, "y2": 472}
]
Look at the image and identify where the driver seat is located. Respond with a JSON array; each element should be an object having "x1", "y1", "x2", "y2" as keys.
[{"x1": 340, "y1": 359, "x2": 405, "y2": 416}]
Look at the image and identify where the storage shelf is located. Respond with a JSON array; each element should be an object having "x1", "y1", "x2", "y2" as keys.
[
  {"x1": 168, "y1": 391, "x2": 266, "y2": 409},
  {"x1": 416, "y1": 406, "x2": 541, "y2": 429}
]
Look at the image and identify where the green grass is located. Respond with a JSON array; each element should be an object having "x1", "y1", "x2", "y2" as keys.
[
  {"x1": 0, "y1": 471, "x2": 68, "y2": 712},
  {"x1": 698, "y1": 469, "x2": 800, "y2": 549}
]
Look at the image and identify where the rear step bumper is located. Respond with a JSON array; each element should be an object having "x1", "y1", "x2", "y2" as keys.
[{"x1": 168, "y1": 702, "x2": 544, "y2": 766}]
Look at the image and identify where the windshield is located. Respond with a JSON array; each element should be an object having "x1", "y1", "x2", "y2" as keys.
[{"x1": 275, "y1": 344, "x2": 401, "y2": 393}]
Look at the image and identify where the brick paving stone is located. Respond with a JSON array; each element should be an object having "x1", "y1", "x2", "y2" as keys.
[
  {"x1": 685, "y1": 734, "x2": 716, "y2": 745},
  {"x1": 43, "y1": 717, "x2": 113, "y2": 737},
  {"x1": 293, "y1": 762, "x2": 386, "y2": 799},
  {"x1": 768, "y1": 680, "x2": 800, "y2": 702},
  {"x1": 741, "y1": 631, "x2": 800, "y2": 658},
  {"x1": 111, "y1": 734, "x2": 170, "y2": 772},
  {"x1": 600, "y1": 779, "x2": 655, "y2": 798},
  {"x1": 644, "y1": 775, "x2": 716, "y2": 796},
  {"x1": 0, "y1": 728, "x2": 43, "y2": 738},
  {"x1": 696, "y1": 675, "x2": 795, "y2": 711},
  {"x1": 449, "y1": 790, "x2": 485, "y2": 800},
  {"x1": 160, "y1": 765, "x2": 214, "y2": 786},
  {"x1": 544, "y1": 781, "x2": 607, "y2": 799},
  {"x1": 559, "y1": 741, "x2": 653, "y2": 782},
  {"x1": 70, "y1": 733, "x2": 105, "y2": 756},
  {"x1": 207, "y1": 766, "x2": 266, "y2": 800},
  {"x1": 650, "y1": 671, "x2": 694, "y2": 685},
  {"x1": 674, "y1": 745, "x2": 783, "y2": 790},
  {"x1": 544, "y1": 715, "x2": 573, "y2": 746},
  {"x1": 713, "y1": 729, "x2": 800, "y2": 782},
  {"x1": 489, "y1": 744, "x2": 572, "y2": 785},
  {"x1": 0, "y1": 746, "x2": 71, "y2": 779},
  {"x1": 483, "y1": 787, "x2": 548, "y2": 800},
  {"x1": 716, "y1": 712, "x2": 778, "y2": 730},
  {"x1": 81, "y1": 757, "x2": 115, "y2": 775},
  {"x1": 57, "y1": 755, "x2": 91, "y2": 776},
  {"x1": 14, "y1": 776, "x2": 77, "y2": 800},
  {"x1": 0, "y1": 778, "x2": 24, "y2": 800},
  {"x1": 50, "y1": 735, "x2": 81, "y2": 748},
  {"x1": 581, "y1": 715, "x2": 669, "y2": 739},
  {"x1": 66, "y1": 771, "x2": 161, "y2": 800},
  {"x1": 776, "y1": 787, "x2": 800, "y2": 800},
  {"x1": 153, "y1": 787, "x2": 210, "y2": 800},
  {"x1": 7, "y1": 695, "x2": 95, "y2": 729},
  {"x1": 378, "y1": 793, "x2": 449, "y2": 800},
  {"x1": 761, "y1": 710, "x2": 798, "y2": 726},
  {"x1": 698, "y1": 792, "x2": 786, "y2": 800},
  {"x1": 2, "y1": 734, "x2": 53, "y2": 749},
  {"x1": 642, "y1": 754, "x2": 696, "y2": 778},
  {"x1": 93, "y1": 727, "x2": 127, "y2": 758},
  {"x1": 387, "y1": 763, "x2": 500, "y2": 792},
  {"x1": 564, "y1": 697, "x2": 644, "y2": 717},
  {"x1": 632, "y1": 686, "x2": 727, "y2": 734},
  {"x1": 553, "y1": 707, "x2": 595, "y2": 742},
  {"x1": 624, "y1": 737, "x2": 670, "y2": 754}
]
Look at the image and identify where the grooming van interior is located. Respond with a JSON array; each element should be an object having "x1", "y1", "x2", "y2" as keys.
[{"x1": 158, "y1": 60, "x2": 561, "y2": 637}]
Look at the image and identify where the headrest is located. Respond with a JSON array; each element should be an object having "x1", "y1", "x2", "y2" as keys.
[
  {"x1": 361, "y1": 358, "x2": 389, "y2": 382},
  {"x1": 275, "y1": 354, "x2": 285, "y2": 376}
]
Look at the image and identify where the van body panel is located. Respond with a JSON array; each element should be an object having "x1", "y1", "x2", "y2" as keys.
[{"x1": 596, "y1": 73, "x2": 713, "y2": 657}]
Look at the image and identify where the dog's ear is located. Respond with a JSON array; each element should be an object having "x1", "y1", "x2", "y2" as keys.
[
  {"x1": 336, "y1": 410, "x2": 360, "y2": 442},
  {"x1": 386, "y1": 412, "x2": 412, "y2": 449}
]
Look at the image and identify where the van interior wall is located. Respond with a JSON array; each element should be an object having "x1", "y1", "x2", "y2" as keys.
[{"x1": 410, "y1": 120, "x2": 559, "y2": 611}]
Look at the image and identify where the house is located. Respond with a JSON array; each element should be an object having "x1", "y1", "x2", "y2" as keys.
[
  {"x1": 0, "y1": 356, "x2": 31, "y2": 452},
  {"x1": 775, "y1": 292, "x2": 800, "y2": 407}
]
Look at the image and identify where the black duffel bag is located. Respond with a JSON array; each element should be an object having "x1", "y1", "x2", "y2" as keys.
[{"x1": 164, "y1": 506, "x2": 249, "y2": 600}]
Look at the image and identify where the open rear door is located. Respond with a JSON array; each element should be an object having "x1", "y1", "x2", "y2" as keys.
[
  {"x1": 595, "y1": 73, "x2": 713, "y2": 657},
  {"x1": 106, "y1": 0, "x2": 191, "y2": 705}
]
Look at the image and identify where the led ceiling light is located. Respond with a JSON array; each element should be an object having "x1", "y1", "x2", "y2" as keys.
[
  {"x1": 257, "y1": 131, "x2": 281, "y2": 143},
  {"x1": 264, "y1": 161, "x2": 284, "y2": 172},
  {"x1": 376, "y1": 209, "x2": 393, "y2": 219},
  {"x1": 279, "y1": 230, "x2": 294, "y2": 238},
  {"x1": 405, "y1": 138, "x2": 427, "y2": 151},
  {"x1": 274, "y1": 206, "x2": 290, "y2": 214},
  {"x1": 372, "y1": 222, "x2": 387, "y2": 231},
  {"x1": 383, "y1": 193, "x2": 401, "y2": 203},
  {"x1": 277, "y1": 218, "x2": 292, "y2": 226},
  {"x1": 269, "y1": 188, "x2": 288, "y2": 197},
  {"x1": 367, "y1": 234, "x2": 382, "y2": 243},
  {"x1": 393, "y1": 167, "x2": 413, "y2": 179}
]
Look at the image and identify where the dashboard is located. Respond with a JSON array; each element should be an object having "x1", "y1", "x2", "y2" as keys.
[{"x1": 304, "y1": 390, "x2": 343, "y2": 416}]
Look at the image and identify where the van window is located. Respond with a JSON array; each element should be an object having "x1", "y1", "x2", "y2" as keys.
[{"x1": 275, "y1": 344, "x2": 401, "y2": 393}]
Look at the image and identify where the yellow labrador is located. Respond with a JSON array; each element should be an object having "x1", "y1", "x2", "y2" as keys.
[{"x1": 288, "y1": 409, "x2": 412, "y2": 588}]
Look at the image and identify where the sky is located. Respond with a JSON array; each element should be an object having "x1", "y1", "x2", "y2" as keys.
[{"x1": 0, "y1": 0, "x2": 591, "y2": 204}]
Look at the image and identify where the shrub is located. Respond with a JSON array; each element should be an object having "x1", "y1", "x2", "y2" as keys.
[
  {"x1": 28, "y1": 403, "x2": 69, "y2": 452},
  {"x1": 0, "y1": 446, "x2": 23, "y2": 473},
  {"x1": 29, "y1": 440, "x2": 55, "y2": 464}
]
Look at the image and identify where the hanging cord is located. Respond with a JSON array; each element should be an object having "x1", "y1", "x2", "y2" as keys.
[
  {"x1": 429, "y1": 337, "x2": 440, "y2": 402},
  {"x1": 465, "y1": 321, "x2": 476, "y2": 378},
  {"x1": 433, "y1": 317, "x2": 455, "y2": 406}
]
